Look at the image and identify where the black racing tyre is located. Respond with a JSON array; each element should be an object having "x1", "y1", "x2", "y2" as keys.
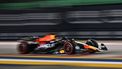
[
  {"x1": 86, "y1": 39, "x2": 99, "y2": 48},
  {"x1": 63, "y1": 41, "x2": 75, "y2": 55},
  {"x1": 17, "y1": 42, "x2": 38, "y2": 54},
  {"x1": 17, "y1": 42, "x2": 29, "y2": 54}
]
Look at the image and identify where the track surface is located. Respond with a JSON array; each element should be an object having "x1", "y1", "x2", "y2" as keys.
[
  {"x1": 0, "y1": 40, "x2": 121, "y2": 69},
  {"x1": 0, "y1": 65, "x2": 118, "y2": 69},
  {"x1": 0, "y1": 40, "x2": 121, "y2": 55}
]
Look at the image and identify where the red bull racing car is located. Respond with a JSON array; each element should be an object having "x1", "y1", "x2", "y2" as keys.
[{"x1": 17, "y1": 34, "x2": 108, "y2": 55}]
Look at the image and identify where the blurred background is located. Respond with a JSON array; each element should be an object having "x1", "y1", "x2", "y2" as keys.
[
  {"x1": 0, "y1": 0, "x2": 122, "y2": 40},
  {"x1": 0, "y1": 0, "x2": 122, "y2": 69}
]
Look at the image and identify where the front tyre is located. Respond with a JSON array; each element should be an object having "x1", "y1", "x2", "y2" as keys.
[{"x1": 63, "y1": 41, "x2": 75, "y2": 55}]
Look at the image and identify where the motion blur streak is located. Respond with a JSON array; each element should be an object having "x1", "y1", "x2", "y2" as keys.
[{"x1": 0, "y1": 40, "x2": 121, "y2": 68}]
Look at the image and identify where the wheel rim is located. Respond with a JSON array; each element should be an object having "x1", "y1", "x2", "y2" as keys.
[{"x1": 64, "y1": 42, "x2": 74, "y2": 55}]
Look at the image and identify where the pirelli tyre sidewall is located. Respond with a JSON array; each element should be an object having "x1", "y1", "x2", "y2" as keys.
[{"x1": 63, "y1": 41, "x2": 75, "y2": 55}]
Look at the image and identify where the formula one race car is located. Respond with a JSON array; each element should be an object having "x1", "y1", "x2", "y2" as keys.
[{"x1": 17, "y1": 34, "x2": 108, "y2": 55}]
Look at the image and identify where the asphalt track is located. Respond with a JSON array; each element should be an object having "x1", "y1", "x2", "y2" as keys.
[
  {"x1": 0, "y1": 40, "x2": 121, "y2": 69},
  {"x1": 0, "y1": 65, "x2": 118, "y2": 69},
  {"x1": 0, "y1": 40, "x2": 121, "y2": 55}
]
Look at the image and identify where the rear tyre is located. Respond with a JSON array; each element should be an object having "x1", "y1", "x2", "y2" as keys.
[
  {"x1": 17, "y1": 42, "x2": 38, "y2": 54},
  {"x1": 17, "y1": 42, "x2": 29, "y2": 54}
]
